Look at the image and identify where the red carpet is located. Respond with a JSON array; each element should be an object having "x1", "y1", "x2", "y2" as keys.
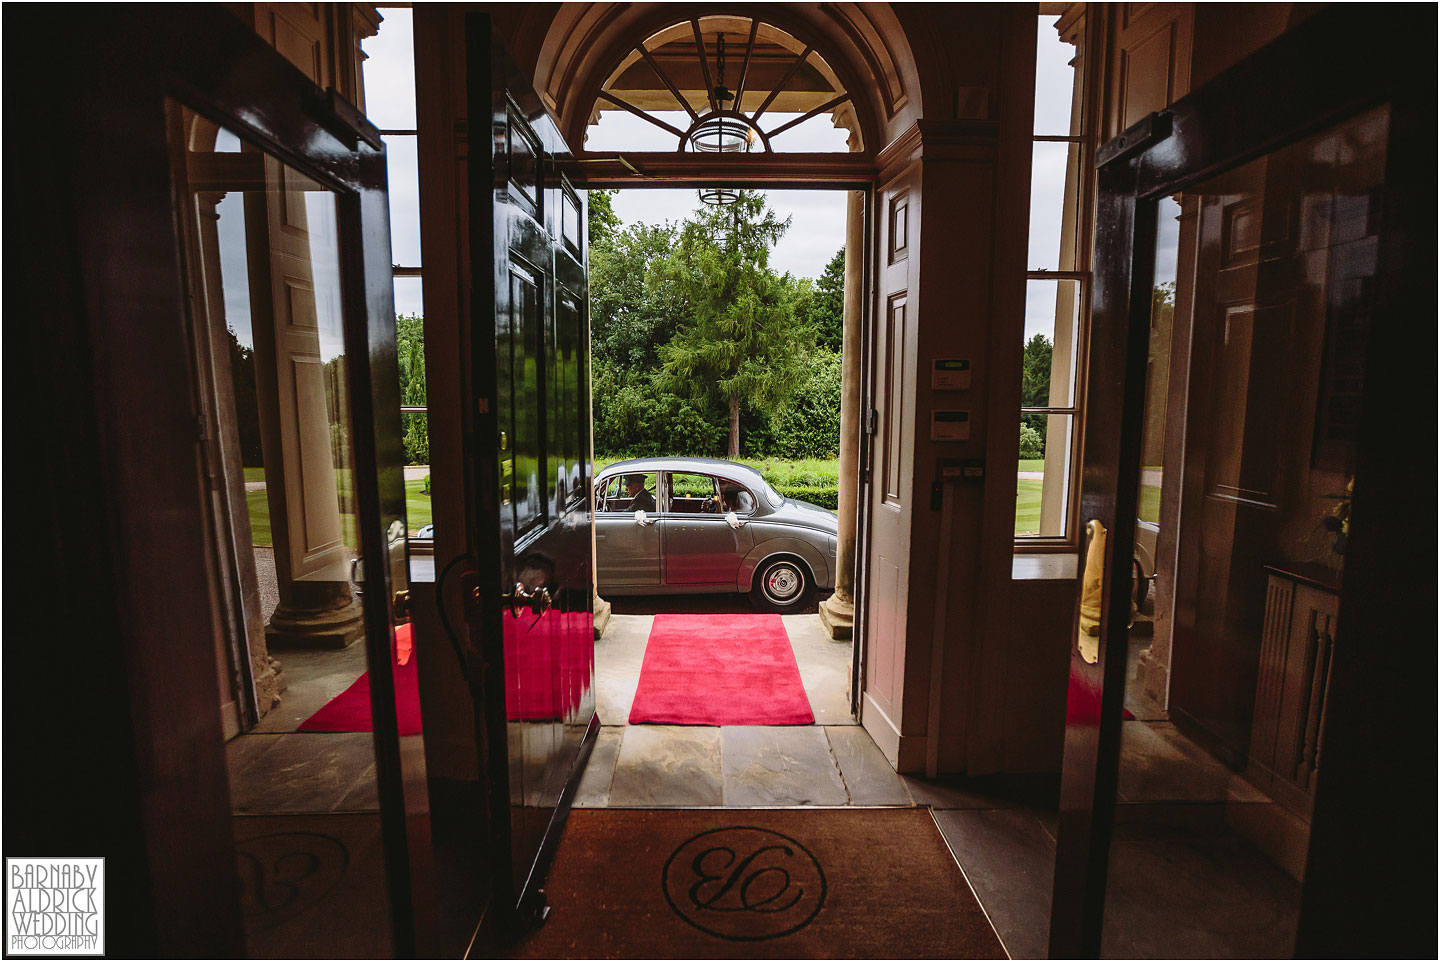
[
  {"x1": 298, "y1": 624, "x2": 422, "y2": 735},
  {"x1": 628, "y1": 614, "x2": 815, "y2": 726},
  {"x1": 297, "y1": 614, "x2": 596, "y2": 733}
]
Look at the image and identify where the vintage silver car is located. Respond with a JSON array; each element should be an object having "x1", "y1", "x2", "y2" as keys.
[{"x1": 595, "y1": 457, "x2": 838, "y2": 612}]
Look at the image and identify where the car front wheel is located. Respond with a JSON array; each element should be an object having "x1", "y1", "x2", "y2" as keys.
[{"x1": 748, "y1": 557, "x2": 815, "y2": 613}]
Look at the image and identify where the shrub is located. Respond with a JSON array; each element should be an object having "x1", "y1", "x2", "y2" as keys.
[
  {"x1": 1019, "y1": 422, "x2": 1045, "y2": 459},
  {"x1": 772, "y1": 484, "x2": 839, "y2": 509}
]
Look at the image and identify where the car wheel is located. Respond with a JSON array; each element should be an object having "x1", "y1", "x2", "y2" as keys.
[{"x1": 749, "y1": 557, "x2": 815, "y2": 613}]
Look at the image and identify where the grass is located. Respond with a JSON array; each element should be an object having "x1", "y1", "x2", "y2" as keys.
[
  {"x1": 243, "y1": 457, "x2": 1158, "y2": 542},
  {"x1": 1015, "y1": 476, "x2": 1162, "y2": 534},
  {"x1": 1015, "y1": 479, "x2": 1043, "y2": 535},
  {"x1": 246, "y1": 478, "x2": 433, "y2": 547}
]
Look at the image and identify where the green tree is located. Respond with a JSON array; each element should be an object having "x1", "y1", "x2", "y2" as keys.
[
  {"x1": 657, "y1": 191, "x2": 812, "y2": 457},
  {"x1": 801, "y1": 248, "x2": 845, "y2": 351},
  {"x1": 590, "y1": 221, "x2": 686, "y2": 371},
  {"x1": 1020, "y1": 332, "x2": 1053, "y2": 454},
  {"x1": 396, "y1": 313, "x2": 428, "y2": 465},
  {"x1": 588, "y1": 188, "x2": 621, "y2": 251},
  {"x1": 225, "y1": 328, "x2": 264, "y2": 466}
]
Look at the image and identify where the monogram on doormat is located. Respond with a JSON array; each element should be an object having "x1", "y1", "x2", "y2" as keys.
[
  {"x1": 511, "y1": 809, "x2": 1006, "y2": 959},
  {"x1": 662, "y1": 826, "x2": 827, "y2": 941}
]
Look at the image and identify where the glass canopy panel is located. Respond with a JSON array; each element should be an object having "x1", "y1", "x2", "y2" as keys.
[{"x1": 587, "y1": 17, "x2": 859, "y2": 153}]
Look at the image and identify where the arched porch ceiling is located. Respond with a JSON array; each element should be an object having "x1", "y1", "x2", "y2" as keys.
[{"x1": 532, "y1": 3, "x2": 921, "y2": 183}]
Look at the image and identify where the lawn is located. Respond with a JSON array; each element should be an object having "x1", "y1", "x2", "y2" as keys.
[
  {"x1": 242, "y1": 459, "x2": 1157, "y2": 543},
  {"x1": 1015, "y1": 479, "x2": 1043, "y2": 535},
  {"x1": 246, "y1": 479, "x2": 433, "y2": 547},
  {"x1": 1015, "y1": 476, "x2": 1162, "y2": 534}
]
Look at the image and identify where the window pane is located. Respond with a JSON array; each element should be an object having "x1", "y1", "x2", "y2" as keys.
[
  {"x1": 667, "y1": 473, "x2": 720, "y2": 511},
  {"x1": 599, "y1": 472, "x2": 657, "y2": 512},
  {"x1": 361, "y1": 7, "x2": 417, "y2": 129},
  {"x1": 1137, "y1": 195, "x2": 1182, "y2": 526},
  {"x1": 1016, "y1": 413, "x2": 1074, "y2": 537},
  {"x1": 1028, "y1": 140, "x2": 1083, "y2": 271},
  {"x1": 768, "y1": 112, "x2": 854, "y2": 152},
  {"x1": 384, "y1": 135, "x2": 421, "y2": 267},
  {"x1": 393, "y1": 275, "x2": 423, "y2": 319},
  {"x1": 1023, "y1": 278, "x2": 1081, "y2": 409},
  {"x1": 1035, "y1": 16, "x2": 1077, "y2": 136},
  {"x1": 585, "y1": 110, "x2": 686, "y2": 151}
]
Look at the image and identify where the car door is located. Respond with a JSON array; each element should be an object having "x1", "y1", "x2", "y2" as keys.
[
  {"x1": 594, "y1": 473, "x2": 662, "y2": 587},
  {"x1": 661, "y1": 472, "x2": 754, "y2": 586}
]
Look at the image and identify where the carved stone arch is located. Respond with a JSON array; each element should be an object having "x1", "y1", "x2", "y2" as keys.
[{"x1": 533, "y1": 2, "x2": 922, "y2": 154}]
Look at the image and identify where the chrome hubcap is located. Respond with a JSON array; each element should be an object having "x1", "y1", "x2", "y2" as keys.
[{"x1": 765, "y1": 565, "x2": 802, "y2": 601}]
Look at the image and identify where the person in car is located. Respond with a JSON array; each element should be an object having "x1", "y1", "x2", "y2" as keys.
[
  {"x1": 625, "y1": 474, "x2": 655, "y2": 513},
  {"x1": 722, "y1": 483, "x2": 755, "y2": 514}
]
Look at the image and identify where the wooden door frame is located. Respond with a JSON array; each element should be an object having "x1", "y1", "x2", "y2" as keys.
[
  {"x1": 1048, "y1": 6, "x2": 1436, "y2": 956},
  {"x1": 9, "y1": 5, "x2": 417, "y2": 954}
]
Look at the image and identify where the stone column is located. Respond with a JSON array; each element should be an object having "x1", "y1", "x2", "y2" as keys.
[
  {"x1": 819, "y1": 189, "x2": 864, "y2": 640},
  {"x1": 248, "y1": 156, "x2": 366, "y2": 650}
]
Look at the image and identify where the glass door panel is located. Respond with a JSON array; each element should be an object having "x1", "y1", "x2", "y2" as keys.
[
  {"x1": 1099, "y1": 106, "x2": 1388, "y2": 958},
  {"x1": 172, "y1": 103, "x2": 400, "y2": 958}
]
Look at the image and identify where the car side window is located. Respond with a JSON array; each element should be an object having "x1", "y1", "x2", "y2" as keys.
[
  {"x1": 597, "y1": 476, "x2": 620, "y2": 512},
  {"x1": 718, "y1": 479, "x2": 758, "y2": 516},
  {"x1": 600, "y1": 472, "x2": 657, "y2": 513},
  {"x1": 666, "y1": 473, "x2": 721, "y2": 514}
]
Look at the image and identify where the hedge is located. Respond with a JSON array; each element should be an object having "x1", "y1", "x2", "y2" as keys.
[
  {"x1": 773, "y1": 485, "x2": 839, "y2": 509},
  {"x1": 595, "y1": 456, "x2": 840, "y2": 511}
]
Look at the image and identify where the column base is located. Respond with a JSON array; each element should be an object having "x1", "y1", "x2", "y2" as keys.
[
  {"x1": 266, "y1": 580, "x2": 366, "y2": 649},
  {"x1": 593, "y1": 594, "x2": 612, "y2": 640},
  {"x1": 818, "y1": 592, "x2": 854, "y2": 640}
]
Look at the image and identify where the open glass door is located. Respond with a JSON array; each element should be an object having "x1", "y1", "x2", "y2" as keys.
[
  {"x1": 1049, "y1": 9, "x2": 1432, "y2": 957},
  {"x1": 464, "y1": 14, "x2": 599, "y2": 933},
  {"x1": 157, "y1": 16, "x2": 418, "y2": 956}
]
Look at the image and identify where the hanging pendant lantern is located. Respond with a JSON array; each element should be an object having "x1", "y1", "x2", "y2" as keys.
[
  {"x1": 686, "y1": 34, "x2": 759, "y2": 156},
  {"x1": 698, "y1": 186, "x2": 742, "y2": 206}
]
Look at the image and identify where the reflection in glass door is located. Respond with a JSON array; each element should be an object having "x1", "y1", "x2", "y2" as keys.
[
  {"x1": 1100, "y1": 107, "x2": 1389, "y2": 957},
  {"x1": 171, "y1": 103, "x2": 403, "y2": 958}
]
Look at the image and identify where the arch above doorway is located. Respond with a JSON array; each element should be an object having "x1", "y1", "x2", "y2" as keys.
[{"x1": 534, "y1": 3, "x2": 921, "y2": 160}]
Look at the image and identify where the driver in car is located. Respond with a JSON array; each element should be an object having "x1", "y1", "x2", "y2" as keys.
[{"x1": 625, "y1": 474, "x2": 656, "y2": 513}]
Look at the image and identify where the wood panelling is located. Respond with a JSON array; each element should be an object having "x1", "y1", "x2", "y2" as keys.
[
  {"x1": 882, "y1": 294, "x2": 908, "y2": 503},
  {"x1": 862, "y1": 165, "x2": 919, "y2": 761},
  {"x1": 261, "y1": 3, "x2": 330, "y2": 84},
  {"x1": 1104, "y1": 3, "x2": 1193, "y2": 141}
]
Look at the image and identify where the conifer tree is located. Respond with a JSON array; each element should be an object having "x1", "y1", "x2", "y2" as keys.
[{"x1": 658, "y1": 191, "x2": 812, "y2": 457}]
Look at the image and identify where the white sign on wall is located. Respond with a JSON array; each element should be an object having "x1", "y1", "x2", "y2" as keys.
[
  {"x1": 931, "y1": 358, "x2": 972, "y2": 390},
  {"x1": 930, "y1": 409, "x2": 971, "y2": 441}
]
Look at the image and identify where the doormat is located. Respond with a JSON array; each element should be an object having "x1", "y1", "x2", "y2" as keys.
[
  {"x1": 628, "y1": 614, "x2": 814, "y2": 726},
  {"x1": 233, "y1": 813, "x2": 393, "y2": 958},
  {"x1": 512, "y1": 808, "x2": 1005, "y2": 959},
  {"x1": 297, "y1": 625, "x2": 421, "y2": 735}
]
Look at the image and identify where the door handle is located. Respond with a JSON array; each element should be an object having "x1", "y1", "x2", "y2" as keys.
[
  {"x1": 393, "y1": 589, "x2": 412, "y2": 624},
  {"x1": 505, "y1": 582, "x2": 552, "y2": 620}
]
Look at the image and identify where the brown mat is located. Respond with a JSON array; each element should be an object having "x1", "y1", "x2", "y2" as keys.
[
  {"x1": 233, "y1": 813, "x2": 394, "y2": 959},
  {"x1": 513, "y1": 808, "x2": 1006, "y2": 959}
]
